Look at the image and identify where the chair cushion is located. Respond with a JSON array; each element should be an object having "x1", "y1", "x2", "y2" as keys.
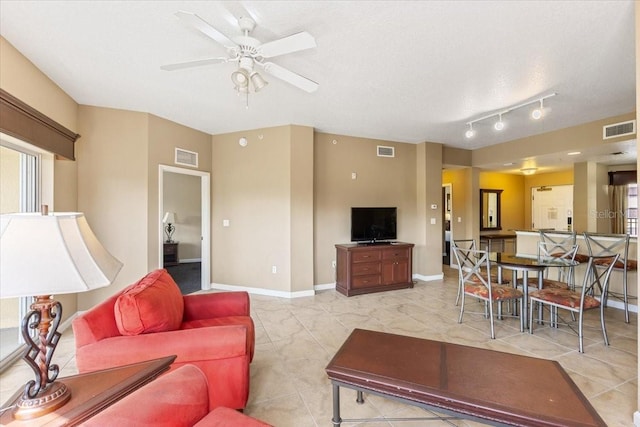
[
  {"x1": 573, "y1": 253, "x2": 590, "y2": 263},
  {"x1": 530, "y1": 288, "x2": 600, "y2": 309},
  {"x1": 464, "y1": 283, "x2": 522, "y2": 300},
  {"x1": 114, "y1": 269, "x2": 184, "y2": 336},
  {"x1": 592, "y1": 257, "x2": 637, "y2": 270}
]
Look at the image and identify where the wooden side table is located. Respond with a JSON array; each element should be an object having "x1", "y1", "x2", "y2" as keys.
[
  {"x1": 0, "y1": 355, "x2": 176, "y2": 426},
  {"x1": 163, "y1": 242, "x2": 179, "y2": 266}
]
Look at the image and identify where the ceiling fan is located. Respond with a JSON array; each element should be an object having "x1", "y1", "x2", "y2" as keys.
[{"x1": 161, "y1": 11, "x2": 319, "y2": 95}]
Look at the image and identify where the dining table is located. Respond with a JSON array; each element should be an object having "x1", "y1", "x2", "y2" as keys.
[{"x1": 489, "y1": 252, "x2": 578, "y2": 329}]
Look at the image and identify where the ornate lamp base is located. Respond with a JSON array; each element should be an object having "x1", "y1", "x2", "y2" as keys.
[{"x1": 13, "y1": 381, "x2": 71, "y2": 420}]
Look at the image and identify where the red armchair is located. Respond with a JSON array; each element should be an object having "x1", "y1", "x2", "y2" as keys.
[
  {"x1": 81, "y1": 364, "x2": 271, "y2": 426},
  {"x1": 73, "y1": 269, "x2": 255, "y2": 410}
]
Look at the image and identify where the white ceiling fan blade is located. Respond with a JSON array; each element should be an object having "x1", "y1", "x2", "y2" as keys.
[
  {"x1": 259, "y1": 32, "x2": 316, "y2": 58},
  {"x1": 261, "y1": 62, "x2": 318, "y2": 93},
  {"x1": 175, "y1": 11, "x2": 237, "y2": 49},
  {"x1": 161, "y1": 57, "x2": 229, "y2": 71}
]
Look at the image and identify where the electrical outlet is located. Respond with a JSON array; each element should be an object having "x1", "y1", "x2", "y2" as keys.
[
  {"x1": 332, "y1": 260, "x2": 336, "y2": 268},
  {"x1": 271, "y1": 265, "x2": 277, "y2": 274}
]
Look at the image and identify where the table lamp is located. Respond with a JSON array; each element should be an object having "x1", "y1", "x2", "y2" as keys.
[
  {"x1": 0, "y1": 209, "x2": 123, "y2": 420},
  {"x1": 162, "y1": 212, "x2": 176, "y2": 243}
]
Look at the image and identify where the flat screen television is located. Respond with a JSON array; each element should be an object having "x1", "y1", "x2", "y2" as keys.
[{"x1": 351, "y1": 207, "x2": 397, "y2": 243}]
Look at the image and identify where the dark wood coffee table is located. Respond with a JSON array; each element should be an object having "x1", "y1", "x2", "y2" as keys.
[
  {"x1": 326, "y1": 329, "x2": 605, "y2": 426},
  {"x1": 1, "y1": 355, "x2": 176, "y2": 426}
]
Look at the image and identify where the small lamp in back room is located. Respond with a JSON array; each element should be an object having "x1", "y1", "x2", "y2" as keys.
[
  {"x1": 0, "y1": 208, "x2": 123, "y2": 420},
  {"x1": 163, "y1": 212, "x2": 176, "y2": 243}
]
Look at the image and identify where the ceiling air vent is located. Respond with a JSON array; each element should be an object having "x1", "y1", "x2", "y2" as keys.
[
  {"x1": 603, "y1": 120, "x2": 636, "y2": 140},
  {"x1": 377, "y1": 145, "x2": 395, "y2": 158},
  {"x1": 175, "y1": 148, "x2": 198, "y2": 168}
]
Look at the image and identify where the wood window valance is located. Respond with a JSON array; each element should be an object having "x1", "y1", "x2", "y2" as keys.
[
  {"x1": 0, "y1": 89, "x2": 79, "y2": 160},
  {"x1": 608, "y1": 170, "x2": 637, "y2": 186}
]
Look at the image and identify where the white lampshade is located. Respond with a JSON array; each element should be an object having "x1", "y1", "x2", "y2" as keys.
[
  {"x1": 162, "y1": 212, "x2": 176, "y2": 224},
  {"x1": 0, "y1": 212, "x2": 123, "y2": 298}
]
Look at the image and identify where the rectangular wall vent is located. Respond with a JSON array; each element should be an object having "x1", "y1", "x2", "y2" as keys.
[
  {"x1": 377, "y1": 145, "x2": 395, "y2": 157},
  {"x1": 175, "y1": 148, "x2": 198, "y2": 168},
  {"x1": 603, "y1": 120, "x2": 636, "y2": 140}
]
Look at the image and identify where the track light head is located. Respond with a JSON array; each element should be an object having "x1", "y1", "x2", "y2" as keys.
[
  {"x1": 494, "y1": 114, "x2": 505, "y2": 131},
  {"x1": 531, "y1": 99, "x2": 544, "y2": 120},
  {"x1": 465, "y1": 123, "x2": 475, "y2": 139}
]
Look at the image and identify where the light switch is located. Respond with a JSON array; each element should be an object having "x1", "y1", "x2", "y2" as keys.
[
  {"x1": 351, "y1": 172, "x2": 357, "y2": 180},
  {"x1": 223, "y1": 219, "x2": 230, "y2": 227},
  {"x1": 430, "y1": 218, "x2": 436, "y2": 225},
  {"x1": 457, "y1": 217, "x2": 462, "y2": 223}
]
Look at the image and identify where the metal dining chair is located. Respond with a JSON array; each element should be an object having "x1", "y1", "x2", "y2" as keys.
[
  {"x1": 529, "y1": 254, "x2": 619, "y2": 353},
  {"x1": 583, "y1": 232, "x2": 636, "y2": 323},
  {"x1": 537, "y1": 242, "x2": 579, "y2": 290},
  {"x1": 453, "y1": 247, "x2": 524, "y2": 339},
  {"x1": 451, "y1": 239, "x2": 476, "y2": 306}
]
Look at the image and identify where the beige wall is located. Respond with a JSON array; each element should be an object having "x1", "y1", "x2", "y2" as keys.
[
  {"x1": 442, "y1": 168, "x2": 474, "y2": 242},
  {"x1": 415, "y1": 142, "x2": 445, "y2": 277},
  {"x1": 211, "y1": 125, "x2": 314, "y2": 294},
  {"x1": 76, "y1": 106, "x2": 149, "y2": 310},
  {"x1": 314, "y1": 132, "x2": 420, "y2": 284},
  {"x1": 289, "y1": 125, "x2": 315, "y2": 293},
  {"x1": 148, "y1": 114, "x2": 212, "y2": 272},
  {"x1": 163, "y1": 173, "x2": 202, "y2": 261},
  {"x1": 0, "y1": 36, "x2": 79, "y2": 320}
]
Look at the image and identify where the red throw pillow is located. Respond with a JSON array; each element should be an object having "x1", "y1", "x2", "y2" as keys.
[{"x1": 114, "y1": 269, "x2": 184, "y2": 336}]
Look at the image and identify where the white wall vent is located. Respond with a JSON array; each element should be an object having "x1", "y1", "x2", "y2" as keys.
[
  {"x1": 603, "y1": 120, "x2": 636, "y2": 140},
  {"x1": 377, "y1": 145, "x2": 395, "y2": 157},
  {"x1": 175, "y1": 148, "x2": 198, "y2": 168}
]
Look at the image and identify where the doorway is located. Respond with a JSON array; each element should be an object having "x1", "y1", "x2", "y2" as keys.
[
  {"x1": 531, "y1": 185, "x2": 573, "y2": 231},
  {"x1": 442, "y1": 184, "x2": 452, "y2": 265},
  {"x1": 159, "y1": 165, "x2": 211, "y2": 292}
]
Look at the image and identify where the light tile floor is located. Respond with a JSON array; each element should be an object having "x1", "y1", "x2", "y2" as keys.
[{"x1": 1, "y1": 266, "x2": 637, "y2": 426}]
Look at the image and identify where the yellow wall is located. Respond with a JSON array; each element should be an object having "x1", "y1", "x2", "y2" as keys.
[{"x1": 479, "y1": 172, "x2": 525, "y2": 233}]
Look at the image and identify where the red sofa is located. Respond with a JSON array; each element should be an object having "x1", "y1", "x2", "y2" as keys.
[
  {"x1": 81, "y1": 364, "x2": 272, "y2": 426},
  {"x1": 73, "y1": 269, "x2": 255, "y2": 410}
]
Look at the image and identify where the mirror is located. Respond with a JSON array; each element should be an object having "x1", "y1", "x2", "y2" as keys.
[{"x1": 480, "y1": 189, "x2": 503, "y2": 231}]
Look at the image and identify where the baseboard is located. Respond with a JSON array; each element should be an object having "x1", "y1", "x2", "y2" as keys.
[
  {"x1": 315, "y1": 283, "x2": 336, "y2": 291},
  {"x1": 413, "y1": 273, "x2": 444, "y2": 282},
  {"x1": 210, "y1": 282, "x2": 315, "y2": 299}
]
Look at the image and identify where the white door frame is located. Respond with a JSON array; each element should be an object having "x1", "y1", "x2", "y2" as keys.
[{"x1": 159, "y1": 165, "x2": 211, "y2": 291}]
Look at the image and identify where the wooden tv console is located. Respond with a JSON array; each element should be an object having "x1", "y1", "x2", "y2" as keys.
[{"x1": 335, "y1": 242, "x2": 414, "y2": 296}]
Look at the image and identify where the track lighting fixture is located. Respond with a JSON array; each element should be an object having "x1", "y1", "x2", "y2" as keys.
[
  {"x1": 465, "y1": 123, "x2": 475, "y2": 139},
  {"x1": 531, "y1": 99, "x2": 544, "y2": 120},
  {"x1": 464, "y1": 92, "x2": 556, "y2": 139}
]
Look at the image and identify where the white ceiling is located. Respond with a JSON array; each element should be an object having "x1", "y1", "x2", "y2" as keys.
[{"x1": 0, "y1": 1, "x2": 636, "y2": 168}]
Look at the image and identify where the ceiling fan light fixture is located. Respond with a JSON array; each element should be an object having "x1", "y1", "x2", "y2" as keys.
[
  {"x1": 231, "y1": 69, "x2": 250, "y2": 88},
  {"x1": 250, "y1": 72, "x2": 268, "y2": 92}
]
